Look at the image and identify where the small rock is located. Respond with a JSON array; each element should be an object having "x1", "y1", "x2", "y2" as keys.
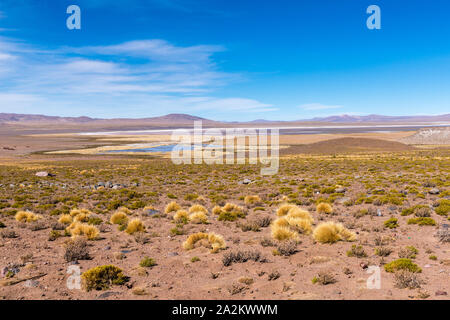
[
  {"x1": 435, "y1": 290, "x2": 447, "y2": 296},
  {"x1": 24, "y1": 280, "x2": 39, "y2": 288},
  {"x1": 335, "y1": 187, "x2": 346, "y2": 193},
  {"x1": 35, "y1": 171, "x2": 52, "y2": 177},
  {"x1": 429, "y1": 188, "x2": 440, "y2": 195}
]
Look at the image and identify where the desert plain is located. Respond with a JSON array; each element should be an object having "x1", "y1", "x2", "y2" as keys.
[{"x1": 0, "y1": 116, "x2": 449, "y2": 300}]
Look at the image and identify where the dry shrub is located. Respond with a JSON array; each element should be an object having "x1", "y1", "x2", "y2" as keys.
[
  {"x1": 276, "y1": 240, "x2": 298, "y2": 256},
  {"x1": 312, "y1": 271, "x2": 336, "y2": 285},
  {"x1": 312, "y1": 221, "x2": 356, "y2": 244},
  {"x1": 394, "y1": 270, "x2": 423, "y2": 289},
  {"x1": 67, "y1": 222, "x2": 100, "y2": 240},
  {"x1": 64, "y1": 236, "x2": 90, "y2": 262},
  {"x1": 58, "y1": 214, "x2": 73, "y2": 225},
  {"x1": 188, "y1": 204, "x2": 208, "y2": 214},
  {"x1": 125, "y1": 218, "x2": 145, "y2": 234},
  {"x1": 316, "y1": 202, "x2": 333, "y2": 214},
  {"x1": 110, "y1": 211, "x2": 128, "y2": 225},
  {"x1": 165, "y1": 201, "x2": 181, "y2": 214},
  {"x1": 183, "y1": 232, "x2": 226, "y2": 253},
  {"x1": 188, "y1": 211, "x2": 208, "y2": 224},
  {"x1": 222, "y1": 250, "x2": 262, "y2": 266},
  {"x1": 15, "y1": 211, "x2": 41, "y2": 223}
]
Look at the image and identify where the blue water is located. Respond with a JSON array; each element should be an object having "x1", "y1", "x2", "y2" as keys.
[{"x1": 106, "y1": 144, "x2": 223, "y2": 153}]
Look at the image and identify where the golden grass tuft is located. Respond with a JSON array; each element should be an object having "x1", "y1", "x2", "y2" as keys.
[
  {"x1": 212, "y1": 206, "x2": 222, "y2": 215},
  {"x1": 117, "y1": 207, "x2": 132, "y2": 215},
  {"x1": 70, "y1": 208, "x2": 91, "y2": 217},
  {"x1": 173, "y1": 210, "x2": 189, "y2": 223},
  {"x1": 244, "y1": 195, "x2": 262, "y2": 206},
  {"x1": 125, "y1": 218, "x2": 145, "y2": 234},
  {"x1": 67, "y1": 222, "x2": 99, "y2": 240},
  {"x1": 271, "y1": 225, "x2": 299, "y2": 241},
  {"x1": 312, "y1": 221, "x2": 356, "y2": 244},
  {"x1": 287, "y1": 207, "x2": 314, "y2": 223},
  {"x1": 15, "y1": 211, "x2": 41, "y2": 223},
  {"x1": 188, "y1": 204, "x2": 208, "y2": 214},
  {"x1": 188, "y1": 211, "x2": 209, "y2": 224},
  {"x1": 316, "y1": 202, "x2": 333, "y2": 214},
  {"x1": 182, "y1": 232, "x2": 226, "y2": 253},
  {"x1": 110, "y1": 211, "x2": 128, "y2": 225},
  {"x1": 271, "y1": 204, "x2": 313, "y2": 240},
  {"x1": 58, "y1": 214, "x2": 73, "y2": 225},
  {"x1": 276, "y1": 203, "x2": 297, "y2": 216},
  {"x1": 74, "y1": 212, "x2": 90, "y2": 223},
  {"x1": 165, "y1": 201, "x2": 181, "y2": 214}
]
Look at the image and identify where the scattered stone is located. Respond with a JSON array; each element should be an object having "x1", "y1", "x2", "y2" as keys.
[
  {"x1": 96, "y1": 291, "x2": 120, "y2": 300},
  {"x1": 24, "y1": 280, "x2": 39, "y2": 288},
  {"x1": 240, "y1": 179, "x2": 252, "y2": 185},
  {"x1": 429, "y1": 188, "x2": 440, "y2": 195},
  {"x1": 335, "y1": 197, "x2": 350, "y2": 205},
  {"x1": 435, "y1": 290, "x2": 447, "y2": 296},
  {"x1": 144, "y1": 209, "x2": 159, "y2": 216},
  {"x1": 35, "y1": 171, "x2": 53, "y2": 177},
  {"x1": 335, "y1": 187, "x2": 346, "y2": 193}
]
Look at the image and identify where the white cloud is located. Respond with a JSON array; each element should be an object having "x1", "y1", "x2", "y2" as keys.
[
  {"x1": 298, "y1": 103, "x2": 343, "y2": 111},
  {"x1": 0, "y1": 36, "x2": 272, "y2": 118}
]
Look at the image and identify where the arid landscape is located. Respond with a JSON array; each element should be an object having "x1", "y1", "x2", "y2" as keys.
[{"x1": 0, "y1": 113, "x2": 448, "y2": 300}]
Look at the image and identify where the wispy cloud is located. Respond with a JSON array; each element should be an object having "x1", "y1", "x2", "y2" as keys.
[
  {"x1": 0, "y1": 36, "x2": 273, "y2": 118},
  {"x1": 298, "y1": 103, "x2": 343, "y2": 111}
]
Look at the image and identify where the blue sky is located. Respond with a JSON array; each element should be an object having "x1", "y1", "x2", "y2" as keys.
[{"x1": 0, "y1": 0, "x2": 449, "y2": 121}]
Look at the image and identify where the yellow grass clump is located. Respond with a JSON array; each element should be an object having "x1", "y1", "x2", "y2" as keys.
[
  {"x1": 15, "y1": 211, "x2": 41, "y2": 223},
  {"x1": 74, "y1": 212, "x2": 90, "y2": 223},
  {"x1": 312, "y1": 221, "x2": 356, "y2": 244},
  {"x1": 183, "y1": 232, "x2": 226, "y2": 253},
  {"x1": 125, "y1": 218, "x2": 145, "y2": 234},
  {"x1": 58, "y1": 214, "x2": 73, "y2": 225},
  {"x1": 188, "y1": 204, "x2": 208, "y2": 214},
  {"x1": 316, "y1": 202, "x2": 333, "y2": 214},
  {"x1": 244, "y1": 195, "x2": 262, "y2": 206},
  {"x1": 188, "y1": 211, "x2": 208, "y2": 224},
  {"x1": 271, "y1": 226, "x2": 299, "y2": 241},
  {"x1": 173, "y1": 210, "x2": 189, "y2": 223},
  {"x1": 117, "y1": 207, "x2": 132, "y2": 215},
  {"x1": 110, "y1": 211, "x2": 128, "y2": 225},
  {"x1": 212, "y1": 206, "x2": 222, "y2": 215},
  {"x1": 70, "y1": 208, "x2": 91, "y2": 217},
  {"x1": 67, "y1": 222, "x2": 99, "y2": 240},
  {"x1": 271, "y1": 204, "x2": 314, "y2": 240},
  {"x1": 165, "y1": 201, "x2": 181, "y2": 214},
  {"x1": 276, "y1": 203, "x2": 297, "y2": 216},
  {"x1": 287, "y1": 207, "x2": 314, "y2": 223}
]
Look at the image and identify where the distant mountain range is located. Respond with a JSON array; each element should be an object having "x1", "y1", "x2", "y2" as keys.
[
  {"x1": 305, "y1": 114, "x2": 450, "y2": 123},
  {"x1": 0, "y1": 112, "x2": 449, "y2": 125}
]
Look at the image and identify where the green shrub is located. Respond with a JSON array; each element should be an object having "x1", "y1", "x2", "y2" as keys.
[
  {"x1": 81, "y1": 265, "x2": 128, "y2": 291},
  {"x1": 384, "y1": 217, "x2": 399, "y2": 229},
  {"x1": 139, "y1": 257, "x2": 156, "y2": 268},
  {"x1": 435, "y1": 199, "x2": 450, "y2": 216},
  {"x1": 384, "y1": 258, "x2": 421, "y2": 273},
  {"x1": 407, "y1": 217, "x2": 436, "y2": 226}
]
